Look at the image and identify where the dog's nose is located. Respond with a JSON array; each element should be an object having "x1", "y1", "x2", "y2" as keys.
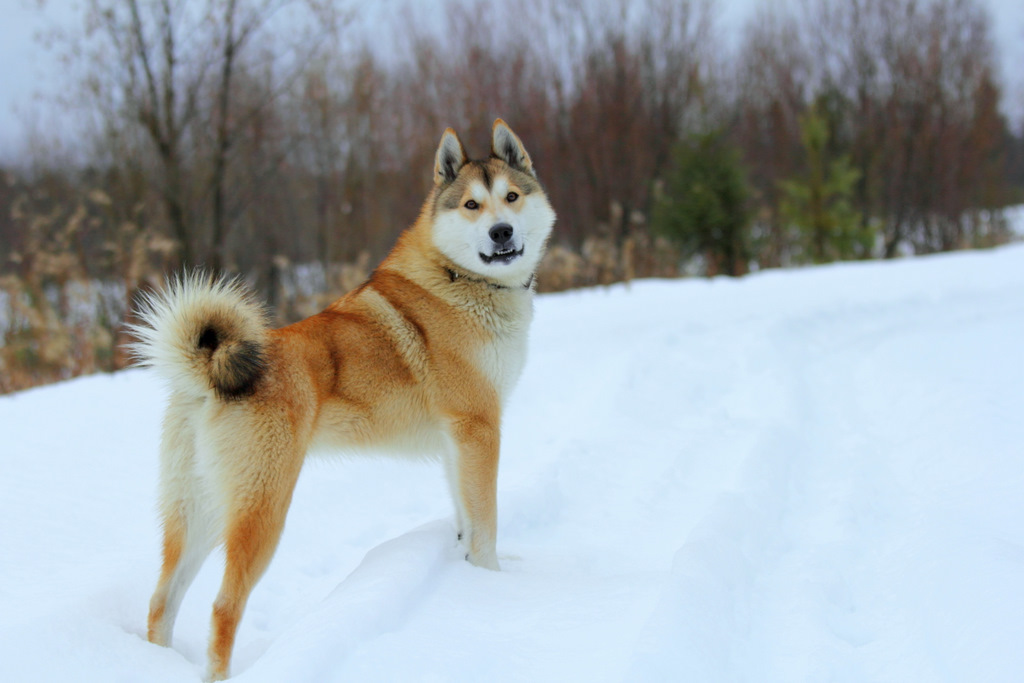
[{"x1": 489, "y1": 223, "x2": 514, "y2": 245}]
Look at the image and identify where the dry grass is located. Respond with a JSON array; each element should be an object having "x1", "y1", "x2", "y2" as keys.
[
  {"x1": 536, "y1": 232, "x2": 681, "y2": 293},
  {"x1": 1, "y1": 235, "x2": 684, "y2": 394}
]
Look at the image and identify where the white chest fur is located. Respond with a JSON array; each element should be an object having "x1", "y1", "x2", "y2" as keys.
[{"x1": 473, "y1": 290, "x2": 533, "y2": 404}]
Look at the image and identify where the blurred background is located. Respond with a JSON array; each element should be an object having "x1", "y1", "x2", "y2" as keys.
[{"x1": 0, "y1": 0, "x2": 1022, "y2": 393}]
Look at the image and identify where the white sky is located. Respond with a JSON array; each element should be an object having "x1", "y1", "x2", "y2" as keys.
[{"x1": 0, "y1": 0, "x2": 1021, "y2": 162}]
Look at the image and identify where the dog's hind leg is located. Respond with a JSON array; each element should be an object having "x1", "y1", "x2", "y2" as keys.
[
  {"x1": 148, "y1": 401, "x2": 218, "y2": 647},
  {"x1": 148, "y1": 499, "x2": 218, "y2": 646},
  {"x1": 205, "y1": 423, "x2": 306, "y2": 681}
]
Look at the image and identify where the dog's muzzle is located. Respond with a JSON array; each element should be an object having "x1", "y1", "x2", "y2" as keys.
[{"x1": 480, "y1": 223, "x2": 524, "y2": 265}]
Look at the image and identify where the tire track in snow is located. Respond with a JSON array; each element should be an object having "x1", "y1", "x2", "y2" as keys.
[
  {"x1": 625, "y1": 302, "x2": 812, "y2": 680},
  {"x1": 624, "y1": 294, "x2": 931, "y2": 680},
  {"x1": 628, "y1": 284, "x2": 1024, "y2": 681}
]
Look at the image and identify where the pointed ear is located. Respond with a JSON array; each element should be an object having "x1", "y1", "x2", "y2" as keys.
[
  {"x1": 491, "y1": 119, "x2": 535, "y2": 177},
  {"x1": 434, "y1": 128, "x2": 468, "y2": 187}
]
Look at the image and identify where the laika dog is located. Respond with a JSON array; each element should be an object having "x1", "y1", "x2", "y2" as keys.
[{"x1": 131, "y1": 120, "x2": 555, "y2": 680}]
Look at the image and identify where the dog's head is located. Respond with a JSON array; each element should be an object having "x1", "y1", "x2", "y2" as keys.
[{"x1": 430, "y1": 120, "x2": 555, "y2": 285}]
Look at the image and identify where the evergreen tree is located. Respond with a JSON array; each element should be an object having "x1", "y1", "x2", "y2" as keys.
[
  {"x1": 652, "y1": 130, "x2": 750, "y2": 276},
  {"x1": 780, "y1": 103, "x2": 874, "y2": 263}
]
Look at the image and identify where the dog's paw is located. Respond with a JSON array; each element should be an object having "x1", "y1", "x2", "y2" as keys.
[
  {"x1": 205, "y1": 666, "x2": 229, "y2": 682},
  {"x1": 465, "y1": 549, "x2": 501, "y2": 571}
]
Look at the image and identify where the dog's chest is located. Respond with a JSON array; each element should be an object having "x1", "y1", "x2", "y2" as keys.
[{"x1": 473, "y1": 295, "x2": 532, "y2": 403}]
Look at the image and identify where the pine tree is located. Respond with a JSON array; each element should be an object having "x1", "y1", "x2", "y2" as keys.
[
  {"x1": 652, "y1": 130, "x2": 750, "y2": 276},
  {"x1": 779, "y1": 103, "x2": 874, "y2": 263}
]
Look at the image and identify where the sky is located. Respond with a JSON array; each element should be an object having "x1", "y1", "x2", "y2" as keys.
[{"x1": 0, "y1": 0, "x2": 1021, "y2": 162}]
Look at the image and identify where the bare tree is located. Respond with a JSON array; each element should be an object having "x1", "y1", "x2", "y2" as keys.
[
  {"x1": 59, "y1": 0, "x2": 344, "y2": 270},
  {"x1": 802, "y1": 0, "x2": 1009, "y2": 255},
  {"x1": 734, "y1": 4, "x2": 811, "y2": 266}
]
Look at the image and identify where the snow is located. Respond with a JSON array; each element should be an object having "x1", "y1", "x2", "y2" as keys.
[{"x1": 3, "y1": 244, "x2": 1024, "y2": 682}]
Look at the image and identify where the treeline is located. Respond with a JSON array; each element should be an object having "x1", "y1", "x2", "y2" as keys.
[{"x1": 1, "y1": 0, "x2": 1021, "y2": 392}]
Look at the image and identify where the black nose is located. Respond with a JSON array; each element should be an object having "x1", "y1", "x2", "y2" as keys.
[{"x1": 489, "y1": 223, "x2": 514, "y2": 245}]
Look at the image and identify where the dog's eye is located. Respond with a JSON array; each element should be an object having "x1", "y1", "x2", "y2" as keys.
[
  {"x1": 506, "y1": 192, "x2": 519, "y2": 203},
  {"x1": 464, "y1": 199, "x2": 479, "y2": 210}
]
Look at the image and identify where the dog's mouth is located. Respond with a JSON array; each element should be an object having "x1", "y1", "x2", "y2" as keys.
[{"x1": 479, "y1": 246, "x2": 524, "y2": 265}]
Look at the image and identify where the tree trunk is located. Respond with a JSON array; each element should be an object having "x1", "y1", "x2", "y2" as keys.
[{"x1": 210, "y1": 0, "x2": 239, "y2": 272}]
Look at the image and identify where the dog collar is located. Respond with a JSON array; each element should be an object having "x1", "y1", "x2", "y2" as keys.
[{"x1": 444, "y1": 266, "x2": 534, "y2": 291}]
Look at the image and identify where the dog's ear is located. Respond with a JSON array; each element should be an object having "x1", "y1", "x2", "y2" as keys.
[
  {"x1": 491, "y1": 119, "x2": 535, "y2": 177},
  {"x1": 434, "y1": 128, "x2": 468, "y2": 187}
]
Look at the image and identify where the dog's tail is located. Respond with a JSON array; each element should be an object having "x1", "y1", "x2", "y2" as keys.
[{"x1": 128, "y1": 272, "x2": 270, "y2": 400}]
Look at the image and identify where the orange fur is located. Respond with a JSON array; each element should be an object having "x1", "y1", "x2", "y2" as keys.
[{"x1": 134, "y1": 120, "x2": 555, "y2": 680}]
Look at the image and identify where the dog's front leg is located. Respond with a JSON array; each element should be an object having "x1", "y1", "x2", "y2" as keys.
[
  {"x1": 448, "y1": 415, "x2": 501, "y2": 571},
  {"x1": 442, "y1": 453, "x2": 468, "y2": 544}
]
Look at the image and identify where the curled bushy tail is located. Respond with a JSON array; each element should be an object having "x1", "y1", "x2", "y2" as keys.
[{"x1": 128, "y1": 272, "x2": 270, "y2": 400}]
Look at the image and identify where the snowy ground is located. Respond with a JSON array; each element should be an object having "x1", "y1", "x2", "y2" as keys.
[{"x1": 2, "y1": 245, "x2": 1023, "y2": 682}]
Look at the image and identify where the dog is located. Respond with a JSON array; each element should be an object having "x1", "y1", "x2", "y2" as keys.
[{"x1": 130, "y1": 119, "x2": 555, "y2": 680}]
